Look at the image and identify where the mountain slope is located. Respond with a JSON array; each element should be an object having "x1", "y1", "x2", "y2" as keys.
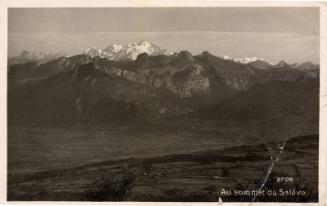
[
  {"x1": 8, "y1": 63, "x2": 205, "y2": 125},
  {"x1": 196, "y1": 79, "x2": 319, "y2": 121}
]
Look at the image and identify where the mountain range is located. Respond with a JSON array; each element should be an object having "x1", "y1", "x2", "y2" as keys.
[
  {"x1": 10, "y1": 40, "x2": 318, "y2": 67},
  {"x1": 8, "y1": 41, "x2": 319, "y2": 126}
]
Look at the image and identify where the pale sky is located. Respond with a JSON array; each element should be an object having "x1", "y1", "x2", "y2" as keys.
[{"x1": 8, "y1": 8, "x2": 319, "y2": 64}]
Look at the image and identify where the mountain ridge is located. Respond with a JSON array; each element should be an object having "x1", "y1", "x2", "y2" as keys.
[
  {"x1": 9, "y1": 40, "x2": 319, "y2": 67},
  {"x1": 8, "y1": 47, "x2": 319, "y2": 126}
]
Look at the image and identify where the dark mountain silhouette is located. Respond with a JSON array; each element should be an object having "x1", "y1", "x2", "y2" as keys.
[
  {"x1": 196, "y1": 79, "x2": 319, "y2": 121},
  {"x1": 8, "y1": 51, "x2": 319, "y2": 125},
  {"x1": 297, "y1": 61, "x2": 320, "y2": 70},
  {"x1": 8, "y1": 63, "x2": 202, "y2": 125},
  {"x1": 8, "y1": 64, "x2": 141, "y2": 125},
  {"x1": 247, "y1": 60, "x2": 272, "y2": 70},
  {"x1": 8, "y1": 55, "x2": 93, "y2": 88}
]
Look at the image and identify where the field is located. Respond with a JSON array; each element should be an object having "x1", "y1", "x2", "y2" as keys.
[
  {"x1": 8, "y1": 134, "x2": 318, "y2": 202},
  {"x1": 8, "y1": 119, "x2": 318, "y2": 202}
]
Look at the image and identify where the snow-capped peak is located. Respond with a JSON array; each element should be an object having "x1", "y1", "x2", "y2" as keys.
[
  {"x1": 234, "y1": 57, "x2": 261, "y2": 64},
  {"x1": 105, "y1": 44, "x2": 123, "y2": 53},
  {"x1": 84, "y1": 41, "x2": 171, "y2": 61},
  {"x1": 84, "y1": 47, "x2": 104, "y2": 58},
  {"x1": 221, "y1": 55, "x2": 233, "y2": 61},
  {"x1": 21, "y1": 49, "x2": 47, "y2": 59},
  {"x1": 9, "y1": 49, "x2": 66, "y2": 65},
  {"x1": 220, "y1": 55, "x2": 272, "y2": 65}
]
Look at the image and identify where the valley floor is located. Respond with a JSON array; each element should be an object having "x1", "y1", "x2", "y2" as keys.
[{"x1": 8, "y1": 134, "x2": 318, "y2": 202}]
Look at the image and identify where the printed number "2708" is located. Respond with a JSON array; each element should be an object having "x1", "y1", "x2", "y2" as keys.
[{"x1": 276, "y1": 177, "x2": 294, "y2": 183}]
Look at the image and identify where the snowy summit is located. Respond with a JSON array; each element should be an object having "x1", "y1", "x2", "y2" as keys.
[{"x1": 84, "y1": 40, "x2": 172, "y2": 60}]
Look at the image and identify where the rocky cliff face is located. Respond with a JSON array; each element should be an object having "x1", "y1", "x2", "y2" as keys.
[{"x1": 101, "y1": 63, "x2": 211, "y2": 98}]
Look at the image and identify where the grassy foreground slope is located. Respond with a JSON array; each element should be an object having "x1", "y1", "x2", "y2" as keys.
[{"x1": 8, "y1": 134, "x2": 318, "y2": 202}]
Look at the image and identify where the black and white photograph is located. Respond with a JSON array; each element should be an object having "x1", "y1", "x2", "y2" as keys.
[{"x1": 2, "y1": 2, "x2": 326, "y2": 203}]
